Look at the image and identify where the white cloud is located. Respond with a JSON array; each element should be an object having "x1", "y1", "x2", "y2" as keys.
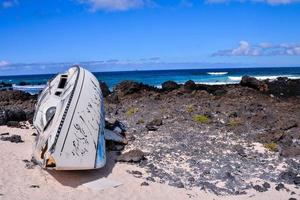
[
  {"x1": 265, "y1": 0, "x2": 300, "y2": 5},
  {"x1": 206, "y1": 0, "x2": 300, "y2": 5},
  {"x1": 78, "y1": 0, "x2": 150, "y2": 11},
  {"x1": 0, "y1": 60, "x2": 9, "y2": 67},
  {"x1": 213, "y1": 41, "x2": 300, "y2": 56}
]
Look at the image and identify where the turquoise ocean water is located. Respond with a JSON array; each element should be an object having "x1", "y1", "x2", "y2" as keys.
[{"x1": 1, "y1": 67, "x2": 300, "y2": 94}]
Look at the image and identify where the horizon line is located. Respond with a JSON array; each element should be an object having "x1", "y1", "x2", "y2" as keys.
[{"x1": 0, "y1": 65, "x2": 300, "y2": 77}]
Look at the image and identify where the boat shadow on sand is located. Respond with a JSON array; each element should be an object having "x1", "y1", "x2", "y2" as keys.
[{"x1": 47, "y1": 151, "x2": 117, "y2": 188}]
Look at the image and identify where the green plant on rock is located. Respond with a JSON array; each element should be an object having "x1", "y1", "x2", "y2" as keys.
[
  {"x1": 186, "y1": 105, "x2": 194, "y2": 113},
  {"x1": 263, "y1": 142, "x2": 278, "y2": 152},
  {"x1": 137, "y1": 118, "x2": 145, "y2": 124},
  {"x1": 227, "y1": 118, "x2": 241, "y2": 127},
  {"x1": 160, "y1": 107, "x2": 167, "y2": 114},
  {"x1": 193, "y1": 115, "x2": 209, "y2": 123},
  {"x1": 126, "y1": 107, "x2": 138, "y2": 117}
]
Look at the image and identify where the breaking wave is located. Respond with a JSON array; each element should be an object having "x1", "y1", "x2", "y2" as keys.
[
  {"x1": 12, "y1": 84, "x2": 46, "y2": 90},
  {"x1": 12, "y1": 84, "x2": 46, "y2": 94},
  {"x1": 194, "y1": 81, "x2": 237, "y2": 85},
  {"x1": 228, "y1": 75, "x2": 300, "y2": 82},
  {"x1": 207, "y1": 72, "x2": 228, "y2": 75}
]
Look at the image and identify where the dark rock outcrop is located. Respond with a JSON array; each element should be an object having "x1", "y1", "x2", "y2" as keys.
[
  {"x1": 0, "y1": 109, "x2": 7, "y2": 126},
  {"x1": 197, "y1": 84, "x2": 227, "y2": 95},
  {"x1": 184, "y1": 80, "x2": 197, "y2": 92},
  {"x1": 162, "y1": 81, "x2": 180, "y2": 91},
  {"x1": 113, "y1": 81, "x2": 157, "y2": 97},
  {"x1": 0, "y1": 134, "x2": 24, "y2": 143},
  {"x1": 240, "y1": 76, "x2": 268, "y2": 92},
  {"x1": 99, "y1": 81, "x2": 111, "y2": 97},
  {"x1": 0, "y1": 90, "x2": 34, "y2": 102},
  {"x1": 6, "y1": 121, "x2": 20, "y2": 128},
  {"x1": 279, "y1": 171, "x2": 298, "y2": 184},
  {"x1": 265, "y1": 77, "x2": 300, "y2": 97},
  {"x1": 241, "y1": 75, "x2": 300, "y2": 97},
  {"x1": 0, "y1": 91, "x2": 37, "y2": 125},
  {"x1": 6, "y1": 109, "x2": 26, "y2": 122},
  {"x1": 106, "y1": 93, "x2": 119, "y2": 104}
]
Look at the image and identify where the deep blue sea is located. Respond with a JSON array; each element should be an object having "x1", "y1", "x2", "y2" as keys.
[{"x1": 1, "y1": 67, "x2": 300, "y2": 94}]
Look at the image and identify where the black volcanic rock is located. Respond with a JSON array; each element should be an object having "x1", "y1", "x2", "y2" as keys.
[
  {"x1": 6, "y1": 109, "x2": 26, "y2": 122},
  {"x1": 99, "y1": 81, "x2": 111, "y2": 97},
  {"x1": 275, "y1": 183, "x2": 285, "y2": 191},
  {"x1": 145, "y1": 118, "x2": 163, "y2": 131},
  {"x1": 19, "y1": 81, "x2": 30, "y2": 86},
  {"x1": 0, "y1": 109, "x2": 7, "y2": 126},
  {"x1": 184, "y1": 80, "x2": 197, "y2": 92},
  {"x1": 196, "y1": 84, "x2": 227, "y2": 95},
  {"x1": 253, "y1": 185, "x2": 266, "y2": 192},
  {"x1": 6, "y1": 121, "x2": 20, "y2": 128},
  {"x1": 147, "y1": 118, "x2": 163, "y2": 126},
  {"x1": 213, "y1": 88, "x2": 227, "y2": 96},
  {"x1": 114, "y1": 81, "x2": 141, "y2": 96},
  {"x1": 0, "y1": 90, "x2": 37, "y2": 125},
  {"x1": 0, "y1": 134, "x2": 24, "y2": 143},
  {"x1": 116, "y1": 149, "x2": 146, "y2": 162},
  {"x1": 279, "y1": 171, "x2": 297, "y2": 184},
  {"x1": 141, "y1": 182, "x2": 149, "y2": 186},
  {"x1": 0, "y1": 81, "x2": 12, "y2": 89},
  {"x1": 113, "y1": 81, "x2": 157, "y2": 97},
  {"x1": 106, "y1": 92, "x2": 119, "y2": 104},
  {"x1": 241, "y1": 75, "x2": 300, "y2": 97},
  {"x1": 294, "y1": 176, "x2": 300, "y2": 185},
  {"x1": 145, "y1": 125, "x2": 158, "y2": 131},
  {"x1": 0, "y1": 90, "x2": 33, "y2": 102},
  {"x1": 265, "y1": 77, "x2": 300, "y2": 97},
  {"x1": 240, "y1": 76, "x2": 268, "y2": 92},
  {"x1": 162, "y1": 81, "x2": 180, "y2": 91}
]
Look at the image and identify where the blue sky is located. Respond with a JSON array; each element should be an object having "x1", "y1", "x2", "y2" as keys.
[{"x1": 0, "y1": 0, "x2": 300, "y2": 75}]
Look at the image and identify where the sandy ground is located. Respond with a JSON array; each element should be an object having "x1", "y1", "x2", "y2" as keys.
[{"x1": 0, "y1": 126, "x2": 298, "y2": 200}]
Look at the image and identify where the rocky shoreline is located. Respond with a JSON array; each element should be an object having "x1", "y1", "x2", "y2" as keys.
[{"x1": 0, "y1": 76, "x2": 300, "y2": 196}]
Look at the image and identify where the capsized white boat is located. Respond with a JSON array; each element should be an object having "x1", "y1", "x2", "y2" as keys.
[{"x1": 33, "y1": 66, "x2": 106, "y2": 170}]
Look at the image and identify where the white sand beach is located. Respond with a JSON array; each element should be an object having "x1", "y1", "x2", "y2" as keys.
[{"x1": 0, "y1": 125, "x2": 299, "y2": 200}]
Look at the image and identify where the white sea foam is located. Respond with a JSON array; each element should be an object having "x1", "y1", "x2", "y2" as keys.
[
  {"x1": 228, "y1": 75, "x2": 300, "y2": 81},
  {"x1": 194, "y1": 81, "x2": 237, "y2": 85},
  {"x1": 155, "y1": 81, "x2": 237, "y2": 88},
  {"x1": 228, "y1": 76, "x2": 242, "y2": 81},
  {"x1": 12, "y1": 84, "x2": 46, "y2": 90},
  {"x1": 207, "y1": 72, "x2": 228, "y2": 75},
  {"x1": 151, "y1": 74, "x2": 300, "y2": 89}
]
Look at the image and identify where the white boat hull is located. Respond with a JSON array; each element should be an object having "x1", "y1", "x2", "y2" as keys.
[{"x1": 33, "y1": 66, "x2": 106, "y2": 170}]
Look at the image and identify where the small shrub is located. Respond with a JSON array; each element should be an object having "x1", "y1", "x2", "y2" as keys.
[
  {"x1": 160, "y1": 107, "x2": 167, "y2": 114},
  {"x1": 137, "y1": 119, "x2": 145, "y2": 124},
  {"x1": 186, "y1": 105, "x2": 194, "y2": 113},
  {"x1": 227, "y1": 119, "x2": 241, "y2": 127},
  {"x1": 126, "y1": 107, "x2": 138, "y2": 117},
  {"x1": 193, "y1": 115, "x2": 209, "y2": 123},
  {"x1": 263, "y1": 142, "x2": 278, "y2": 152}
]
